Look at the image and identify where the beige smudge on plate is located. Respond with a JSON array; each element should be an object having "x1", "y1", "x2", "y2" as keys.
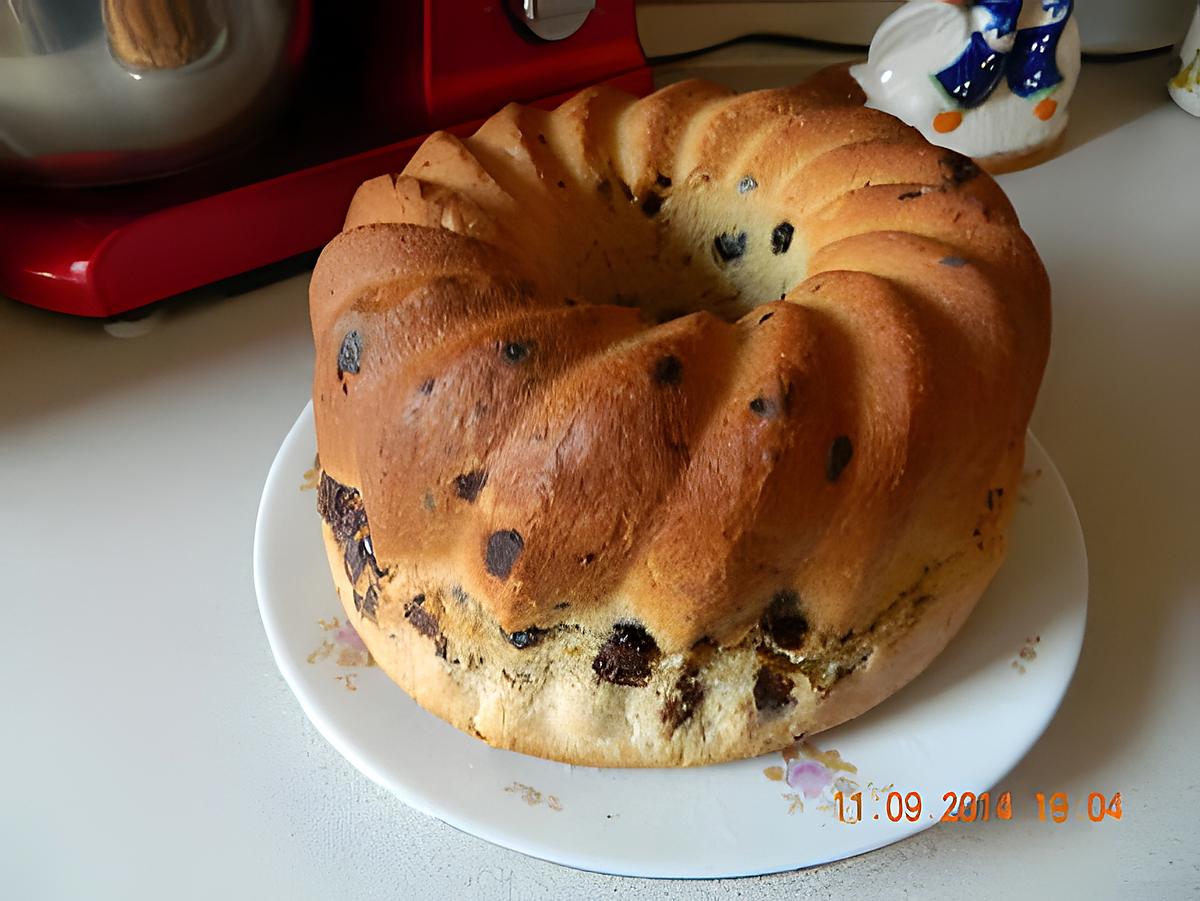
[
  {"x1": 773, "y1": 740, "x2": 862, "y2": 816},
  {"x1": 308, "y1": 640, "x2": 334, "y2": 665},
  {"x1": 1012, "y1": 634, "x2": 1040, "y2": 673},
  {"x1": 309, "y1": 616, "x2": 374, "y2": 677},
  {"x1": 1172, "y1": 48, "x2": 1199, "y2": 90},
  {"x1": 866, "y1": 781, "x2": 895, "y2": 803},
  {"x1": 794, "y1": 742, "x2": 858, "y2": 774},
  {"x1": 504, "y1": 782, "x2": 563, "y2": 811},
  {"x1": 1021, "y1": 634, "x2": 1040, "y2": 658}
]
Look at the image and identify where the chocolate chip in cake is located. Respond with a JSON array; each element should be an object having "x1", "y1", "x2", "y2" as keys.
[
  {"x1": 618, "y1": 180, "x2": 634, "y2": 202},
  {"x1": 771, "y1": 222, "x2": 794, "y2": 255},
  {"x1": 986, "y1": 489, "x2": 994, "y2": 511},
  {"x1": 451, "y1": 584, "x2": 470, "y2": 604},
  {"x1": 754, "y1": 666, "x2": 795, "y2": 711},
  {"x1": 344, "y1": 533, "x2": 382, "y2": 584},
  {"x1": 656, "y1": 172, "x2": 672, "y2": 189},
  {"x1": 939, "y1": 256, "x2": 968, "y2": 268},
  {"x1": 713, "y1": 231, "x2": 748, "y2": 263},
  {"x1": 763, "y1": 590, "x2": 809, "y2": 651},
  {"x1": 317, "y1": 473, "x2": 367, "y2": 546},
  {"x1": 356, "y1": 585, "x2": 379, "y2": 622},
  {"x1": 940, "y1": 153, "x2": 981, "y2": 186},
  {"x1": 653, "y1": 355, "x2": 682, "y2": 386},
  {"x1": 759, "y1": 312, "x2": 774, "y2": 325},
  {"x1": 536, "y1": 133, "x2": 547, "y2": 144},
  {"x1": 826, "y1": 435, "x2": 854, "y2": 482},
  {"x1": 404, "y1": 594, "x2": 440, "y2": 639},
  {"x1": 454, "y1": 469, "x2": 488, "y2": 502},
  {"x1": 361, "y1": 533, "x2": 380, "y2": 569},
  {"x1": 337, "y1": 330, "x2": 362, "y2": 376},
  {"x1": 344, "y1": 537, "x2": 367, "y2": 582},
  {"x1": 501, "y1": 341, "x2": 531, "y2": 364},
  {"x1": 503, "y1": 626, "x2": 547, "y2": 650},
  {"x1": 640, "y1": 192, "x2": 663, "y2": 217},
  {"x1": 749, "y1": 396, "x2": 777, "y2": 418},
  {"x1": 418, "y1": 378, "x2": 435, "y2": 395},
  {"x1": 485, "y1": 530, "x2": 524, "y2": 579},
  {"x1": 592, "y1": 622, "x2": 660, "y2": 686},
  {"x1": 897, "y1": 190, "x2": 925, "y2": 201},
  {"x1": 738, "y1": 175, "x2": 758, "y2": 194},
  {"x1": 662, "y1": 667, "x2": 704, "y2": 731}
]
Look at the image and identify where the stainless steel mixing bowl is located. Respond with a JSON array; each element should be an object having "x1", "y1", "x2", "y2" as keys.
[{"x1": 0, "y1": 0, "x2": 305, "y2": 185}]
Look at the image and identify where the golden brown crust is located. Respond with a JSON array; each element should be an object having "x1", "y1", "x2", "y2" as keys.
[{"x1": 309, "y1": 64, "x2": 1050, "y2": 766}]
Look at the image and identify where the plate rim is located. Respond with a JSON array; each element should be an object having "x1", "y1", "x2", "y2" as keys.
[{"x1": 253, "y1": 400, "x2": 1088, "y2": 878}]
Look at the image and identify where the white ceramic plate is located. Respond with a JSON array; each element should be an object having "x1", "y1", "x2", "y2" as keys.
[{"x1": 254, "y1": 402, "x2": 1087, "y2": 878}]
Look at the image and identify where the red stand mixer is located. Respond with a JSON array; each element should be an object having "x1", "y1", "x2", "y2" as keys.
[{"x1": 0, "y1": 1, "x2": 650, "y2": 317}]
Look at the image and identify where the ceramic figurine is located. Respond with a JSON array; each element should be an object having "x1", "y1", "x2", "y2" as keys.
[
  {"x1": 851, "y1": 0, "x2": 1081, "y2": 172},
  {"x1": 1169, "y1": 3, "x2": 1200, "y2": 116}
]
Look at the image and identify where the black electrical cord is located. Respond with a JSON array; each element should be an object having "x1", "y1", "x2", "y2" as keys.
[
  {"x1": 645, "y1": 32, "x2": 870, "y2": 66},
  {"x1": 645, "y1": 31, "x2": 1175, "y2": 67}
]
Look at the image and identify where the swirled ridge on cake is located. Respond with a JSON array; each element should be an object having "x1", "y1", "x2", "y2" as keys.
[{"x1": 309, "y1": 65, "x2": 1050, "y2": 767}]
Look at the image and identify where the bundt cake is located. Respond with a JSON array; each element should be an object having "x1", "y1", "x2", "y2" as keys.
[{"x1": 309, "y1": 65, "x2": 1050, "y2": 767}]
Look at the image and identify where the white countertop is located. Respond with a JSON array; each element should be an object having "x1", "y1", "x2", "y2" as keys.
[{"x1": 2, "y1": 48, "x2": 1197, "y2": 900}]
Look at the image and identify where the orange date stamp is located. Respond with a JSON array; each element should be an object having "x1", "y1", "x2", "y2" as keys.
[{"x1": 832, "y1": 789, "x2": 1123, "y2": 825}]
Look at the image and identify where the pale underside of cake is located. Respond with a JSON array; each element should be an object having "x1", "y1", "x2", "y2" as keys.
[{"x1": 308, "y1": 65, "x2": 1050, "y2": 767}]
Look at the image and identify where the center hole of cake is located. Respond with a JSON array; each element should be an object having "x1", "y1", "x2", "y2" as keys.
[
  {"x1": 571, "y1": 173, "x2": 806, "y2": 321},
  {"x1": 586, "y1": 181, "x2": 808, "y2": 323}
]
